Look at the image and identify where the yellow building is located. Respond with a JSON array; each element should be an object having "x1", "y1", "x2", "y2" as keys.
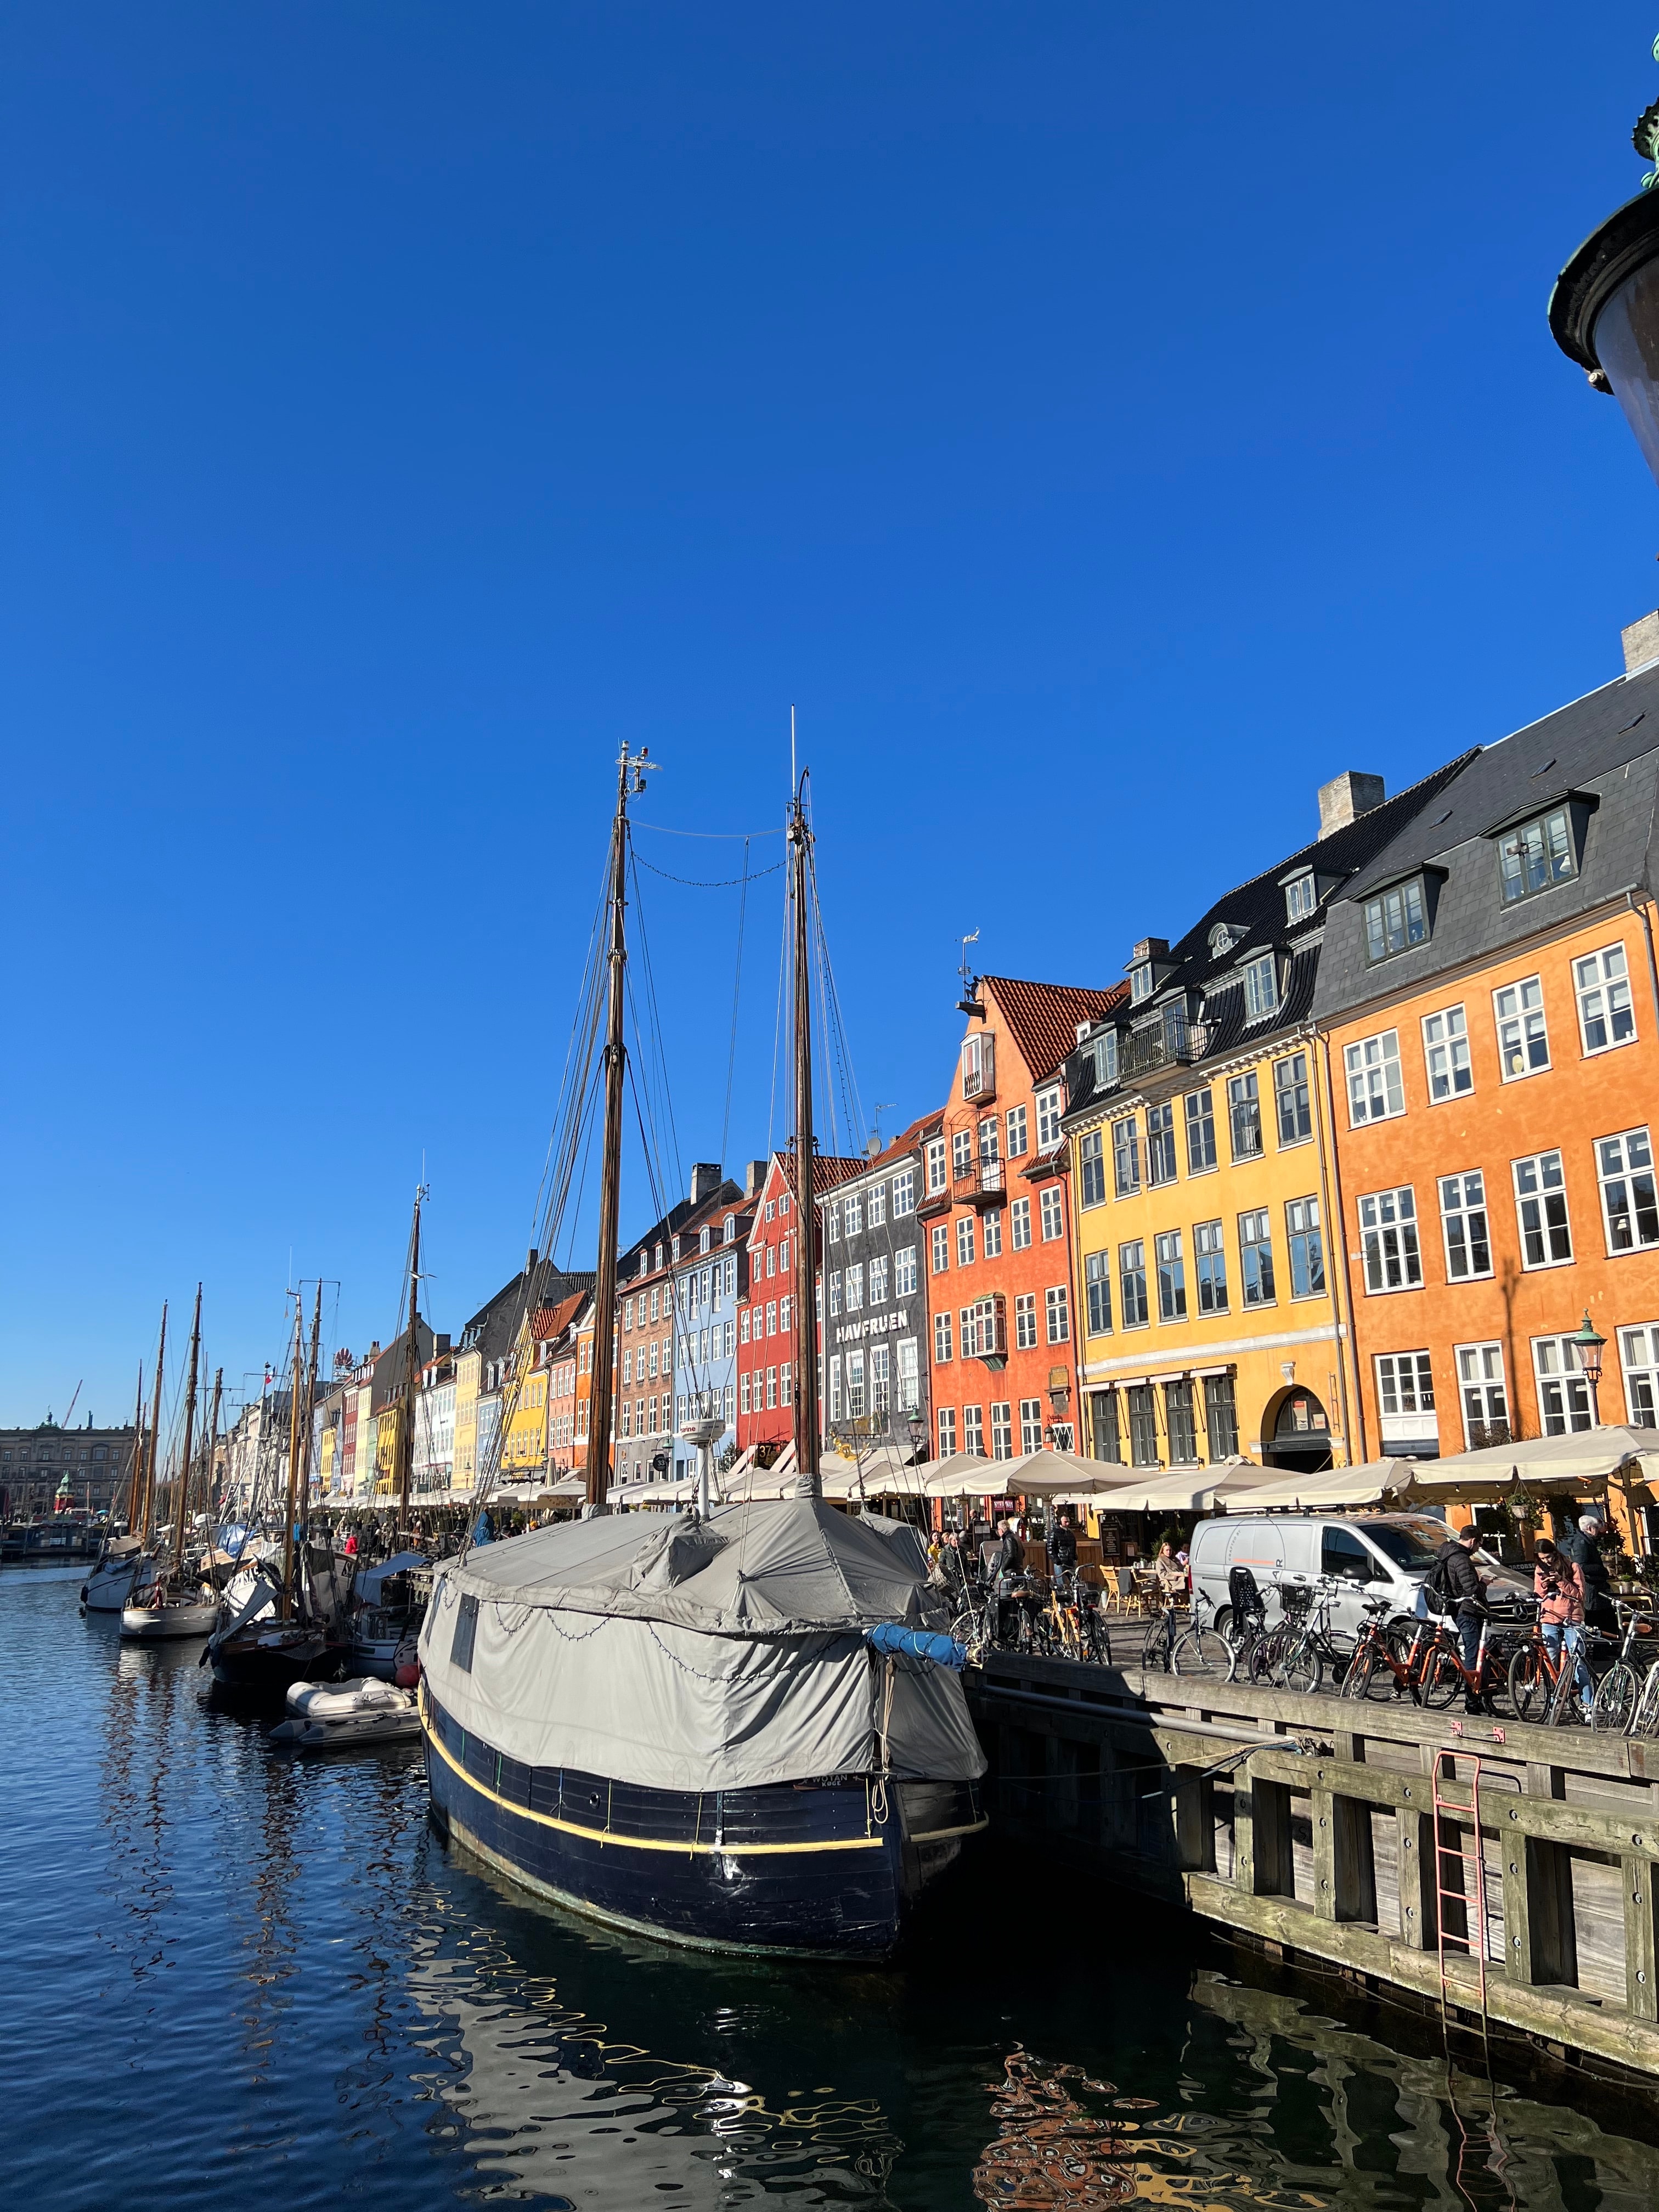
[{"x1": 1062, "y1": 770, "x2": 1468, "y2": 1483}]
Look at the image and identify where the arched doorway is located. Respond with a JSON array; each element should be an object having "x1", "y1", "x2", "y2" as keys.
[{"x1": 1263, "y1": 1387, "x2": 1333, "y2": 1475}]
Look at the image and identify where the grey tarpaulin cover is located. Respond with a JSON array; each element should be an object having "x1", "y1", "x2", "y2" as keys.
[{"x1": 420, "y1": 1499, "x2": 987, "y2": 1795}]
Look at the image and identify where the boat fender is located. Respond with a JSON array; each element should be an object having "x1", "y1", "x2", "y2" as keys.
[
  {"x1": 864, "y1": 1622, "x2": 968, "y2": 1671},
  {"x1": 394, "y1": 1661, "x2": 420, "y2": 1689}
]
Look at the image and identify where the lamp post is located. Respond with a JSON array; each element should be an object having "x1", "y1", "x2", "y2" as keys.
[{"x1": 1572, "y1": 1312, "x2": 1609, "y2": 1429}]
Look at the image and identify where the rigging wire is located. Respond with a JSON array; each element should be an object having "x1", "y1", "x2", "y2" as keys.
[
  {"x1": 719, "y1": 838, "x2": 751, "y2": 1171},
  {"x1": 635, "y1": 854, "x2": 782, "y2": 890},
  {"x1": 634, "y1": 822, "x2": 785, "y2": 840}
]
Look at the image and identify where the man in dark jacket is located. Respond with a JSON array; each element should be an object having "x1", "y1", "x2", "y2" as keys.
[
  {"x1": 1434, "y1": 1527, "x2": 1491, "y2": 1711},
  {"x1": 1559, "y1": 1512, "x2": 1616, "y2": 1631},
  {"x1": 1047, "y1": 1511, "x2": 1079, "y2": 1588}
]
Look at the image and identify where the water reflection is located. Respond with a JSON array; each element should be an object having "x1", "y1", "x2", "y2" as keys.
[{"x1": 972, "y1": 2049, "x2": 1133, "y2": 2208}]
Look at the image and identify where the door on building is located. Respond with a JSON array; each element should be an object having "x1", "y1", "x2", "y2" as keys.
[{"x1": 1263, "y1": 1388, "x2": 1333, "y2": 1475}]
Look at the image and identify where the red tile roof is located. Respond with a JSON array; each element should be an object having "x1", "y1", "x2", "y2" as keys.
[{"x1": 980, "y1": 975, "x2": 1128, "y2": 1085}]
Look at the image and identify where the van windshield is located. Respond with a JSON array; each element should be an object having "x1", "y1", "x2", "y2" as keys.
[{"x1": 1364, "y1": 1520, "x2": 1448, "y2": 1570}]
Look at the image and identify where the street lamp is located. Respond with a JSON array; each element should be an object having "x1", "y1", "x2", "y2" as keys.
[
  {"x1": 1552, "y1": 44, "x2": 1659, "y2": 487},
  {"x1": 1572, "y1": 1311, "x2": 1608, "y2": 1428}
]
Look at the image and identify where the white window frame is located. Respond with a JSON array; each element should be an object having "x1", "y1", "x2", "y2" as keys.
[
  {"x1": 1438, "y1": 1170, "x2": 1492, "y2": 1282},
  {"x1": 1597, "y1": 1126, "x2": 1659, "y2": 1254},
  {"x1": 1618, "y1": 1324, "x2": 1659, "y2": 1427},
  {"x1": 1494, "y1": 975, "x2": 1550, "y2": 1082},
  {"x1": 1455, "y1": 1341, "x2": 1509, "y2": 1447},
  {"x1": 1019, "y1": 1398, "x2": 1043, "y2": 1454},
  {"x1": 936, "y1": 1406, "x2": 956, "y2": 1457},
  {"x1": 926, "y1": 1139, "x2": 947, "y2": 1194},
  {"x1": 1036, "y1": 1087, "x2": 1063, "y2": 1149},
  {"x1": 895, "y1": 1244, "x2": 918, "y2": 1296},
  {"x1": 1014, "y1": 1291, "x2": 1038, "y2": 1350},
  {"x1": 1345, "y1": 1031, "x2": 1404, "y2": 1126},
  {"x1": 1045, "y1": 1284, "x2": 1070, "y2": 1345},
  {"x1": 933, "y1": 1311, "x2": 953, "y2": 1365},
  {"x1": 891, "y1": 1167, "x2": 915, "y2": 1217},
  {"x1": 1421, "y1": 1004, "x2": 1472, "y2": 1104},
  {"x1": 1284, "y1": 870, "x2": 1317, "y2": 924},
  {"x1": 1242, "y1": 951, "x2": 1278, "y2": 1022},
  {"x1": 1375, "y1": 1351, "x2": 1435, "y2": 1417},
  {"x1": 1005, "y1": 1104, "x2": 1028, "y2": 1158},
  {"x1": 1357, "y1": 1186, "x2": 1422, "y2": 1294},
  {"x1": 1532, "y1": 1335, "x2": 1593, "y2": 1436},
  {"x1": 955, "y1": 1216, "x2": 975, "y2": 1267},
  {"x1": 1040, "y1": 1186, "x2": 1064, "y2": 1242},
  {"x1": 1513, "y1": 1150, "x2": 1572, "y2": 1270},
  {"x1": 1011, "y1": 1196, "x2": 1032, "y2": 1250},
  {"x1": 1575, "y1": 944, "x2": 1637, "y2": 1057},
  {"x1": 930, "y1": 1223, "x2": 950, "y2": 1274}
]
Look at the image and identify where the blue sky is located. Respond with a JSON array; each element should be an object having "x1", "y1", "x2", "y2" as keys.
[{"x1": 5, "y1": 3, "x2": 1657, "y2": 1429}]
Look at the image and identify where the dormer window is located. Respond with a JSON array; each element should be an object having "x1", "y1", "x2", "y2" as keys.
[
  {"x1": 1283, "y1": 871, "x2": 1317, "y2": 924},
  {"x1": 1364, "y1": 877, "x2": 1429, "y2": 962},
  {"x1": 1036, "y1": 1087, "x2": 1063, "y2": 1148},
  {"x1": 723, "y1": 1215, "x2": 736, "y2": 1243},
  {"x1": 672, "y1": 1235, "x2": 682, "y2": 1260},
  {"x1": 1207, "y1": 922, "x2": 1246, "y2": 959},
  {"x1": 1498, "y1": 805, "x2": 1576, "y2": 904},
  {"x1": 1129, "y1": 963, "x2": 1153, "y2": 1004},
  {"x1": 1092, "y1": 1030, "x2": 1119, "y2": 1090},
  {"x1": 699, "y1": 1225, "x2": 711, "y2": 1254},
  {"x1": 1242, "y1": 952, "x2": 1278, "y2": 1022}
]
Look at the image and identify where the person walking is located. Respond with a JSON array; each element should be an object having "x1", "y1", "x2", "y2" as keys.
[
  {"x1": 1434, "y1": 1525, "x2": 1491, "y2": 1713},
  {"x1": 1559, "y1": 1511, "x2": 1616, "y2": 1633},
  {"x1": 1047, "y1": 1511, "x2": 1078, "y2": 1595},
  {"x1": 1533, "y1": 1537, "x2": 1593, "y2": 1716}
]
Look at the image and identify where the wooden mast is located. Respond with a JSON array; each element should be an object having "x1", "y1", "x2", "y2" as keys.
[
  {"x1": 789, "y1": 766, "x2": 821, "y2": 1500},
  {"x1": 396, "y1": 1190, "x2": 425, "y2": 1531},
  {"x1": 301, "y1": 1282, "x2": 322, "y2": 1527},
  {"x1": 584, "y1": 743, "x2": 655, "y2": 1508},
  {"x1": 123, "y1": 1363, "x2": 145, "y2": 1533},
  {"x1": 140, "y1": 1303, "x2": 168, "y2": 1543},
  {"x1": 171, "y1": 1285, "x2": 202, "y2": 1578},
  {"x1": 202, "y1": 1366, "x2": 224, "y2": 1592},
  {"x1": 278, "y1": 1304, "x2": 306, "y2": 1620}
]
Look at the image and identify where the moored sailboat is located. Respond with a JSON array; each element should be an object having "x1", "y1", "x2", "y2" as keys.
[
  {"x1": 420, "y1": 744, "x2": 986, "y2": 1956},
  {"x1": 83, "y1": 1340, "x2": 165, "y2": 1615},
  {"x1": 123, "y1": 1287, "x2": 222, "y2": 1640}
]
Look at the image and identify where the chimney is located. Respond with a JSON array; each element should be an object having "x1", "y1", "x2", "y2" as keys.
[
  {"x1": 525, "y1": 1246, "x2": 539, "y2": 1274},
  {"x1": 1317, "y1": 771, "x2": 1385, "y2": 839},
  {"x1": 746, "y1": 1159, "x2": 767, "y2": 1197},
  {"x1": 690, "y1": 1161, "x2": 722, "y2": 1204},
  {"x1": 1623, "y1": 610, "x2": 1659, "y2": 675}
]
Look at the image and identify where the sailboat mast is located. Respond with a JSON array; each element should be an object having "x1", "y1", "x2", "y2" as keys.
[
  {"x1": 203, "y1": 1367, "x2": 224, "y2": 1590},
  {"x1": 278, "y1": 1305, "x2": 305, "y2": 1621},
  {"x1": 585, "y1": 743, "x2": 653, "y2": 1508},
  {"x1": 124, "y1": 1363, "x2": 145, "y2": 1532},
  {"x1": 397, "y1": 1191, "x2": 424, "y2": 1529},
  {"x1": 140, "y1": 1304, "x2": 168, "y2": 1543},
  {"x1": 788, "y1": 765, "x2": 821, "y2": 1499},
  {"x1": 172, "y1": 1285, "x2": 202, "y2": 1575},
  {"x1": 301, "y1": 1282, "x2": 323, "y2": 1526}
]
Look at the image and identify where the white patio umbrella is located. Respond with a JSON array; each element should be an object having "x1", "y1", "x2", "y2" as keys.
[{"x1": 1227, "y1": 1458, "x2": 1415, "y2": 1512}]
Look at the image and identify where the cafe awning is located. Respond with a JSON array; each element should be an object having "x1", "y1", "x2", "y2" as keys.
[
  {"x1": 1407, "y1": 1426, "x2": 1659, "y2": 1505},
  {"x1": 1084, "y1": 1458, "x2": 1267, "y2": 1515},
  {"x1": 1231, "y1": 1459, "x2": 1415, "y2": 1511}
]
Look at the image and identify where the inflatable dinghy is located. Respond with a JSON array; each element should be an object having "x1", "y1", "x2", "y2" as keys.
[{"x1": 267, "y1": 1676, "x2": 421, "y2": 1751}]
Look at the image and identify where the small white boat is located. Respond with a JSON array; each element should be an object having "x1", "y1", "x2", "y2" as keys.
[
  {"x1": 267, "y1": 1676, "x2": 421, "y2": 1751},
  {"x1": 121, "y1": 1594, "x2": 219, "y2": 1640},
  {"x1": 82, "y1": 1539, "x2": 158, "y2": 1615}
]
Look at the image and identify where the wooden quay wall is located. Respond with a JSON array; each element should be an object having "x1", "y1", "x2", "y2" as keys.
[{"x1": 966, "y1": 1646, "x2": 1659, "y2": 2084}]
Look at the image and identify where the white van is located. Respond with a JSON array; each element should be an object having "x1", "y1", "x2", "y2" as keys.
[{"x1": 1189, "y1": 1512, "x2": 1530, "y2": 1642}]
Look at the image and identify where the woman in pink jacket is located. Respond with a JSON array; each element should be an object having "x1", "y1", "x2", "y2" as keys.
[{"x1": 1534, "y1": 1538, "x2": 1593, "y2": 1716}]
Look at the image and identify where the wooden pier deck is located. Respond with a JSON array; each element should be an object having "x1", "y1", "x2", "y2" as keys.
[{"x1": 967, "y1": 1644, "x2": 1659, "y2": 2085}]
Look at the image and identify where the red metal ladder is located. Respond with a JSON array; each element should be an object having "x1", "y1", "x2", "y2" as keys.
[{"x1": 1431, "y1": 1746, "x2": 1496, "y2": 2022}]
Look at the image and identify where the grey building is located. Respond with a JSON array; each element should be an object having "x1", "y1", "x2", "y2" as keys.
[
  {"x1": 1, "y1": 1418, "x2": 139, "y2": 1520},
  {"x1": 819, "y1": 1112, "x2": 936, "y2": 1455}
]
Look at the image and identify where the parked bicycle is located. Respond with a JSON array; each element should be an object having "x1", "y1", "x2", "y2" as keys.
[
  {"x1": 1419, "y1": 1610, "x2": 1506, "y2": 1713},
  {"x1": 1340, "y1": 1593, "x2": 1429, "y2": 1704},
  {"x1": 1589, "y1": 1601, "x2": 1659, "y2": 1733},
  {"x1": 1140, "y1": 1587, "x2": 1232, "y2": 1679},
  {"x1": 1039, "y1": 1566, "x2": 1107, "y2": 1663},
  {"x1": 1248, "y1": 1577, "x2": 1347, "y2": 1696}
]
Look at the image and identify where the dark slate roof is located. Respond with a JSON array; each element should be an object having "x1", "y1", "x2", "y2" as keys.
[
  {"x1": 370, "y1": 1318, "x2": 438, "y2": 1413},
  {"x1": 1313, "y1": 661, "x2": 1659, "y2": 1020},
  {"x1": 826, "y1": 1109, "x2": 942, "y2": 1199},
  {"x1": 458, "y1": 1262, "x2": 596, "y2": 1362},
  {"x1": 1063, "y1": 754, "x2": 1474, "y2": 1118},
  {"x1": 669, "y1": 1180, "x2": 751, "y2": 1271}
]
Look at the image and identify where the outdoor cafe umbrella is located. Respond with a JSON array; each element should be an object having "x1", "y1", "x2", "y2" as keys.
[{"x1": 1407, "y1": 1425, "x2": 1659, "y2": 1545}]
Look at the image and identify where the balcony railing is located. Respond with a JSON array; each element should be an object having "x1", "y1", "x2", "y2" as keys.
[
  {"x1": 953, "y1": 1158, "x2": 1005, "y2": 1204},
  {"x1": 1120, "y1": 1018, "x2": 1210, "y2": 1080},
  {"x1": 961, "y1": 1037, "x2": 996, "y2": 1101}
]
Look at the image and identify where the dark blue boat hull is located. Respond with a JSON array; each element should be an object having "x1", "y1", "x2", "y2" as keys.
[{"x1": 423, "y1": 1688, "x2": 979, "y2": 1958}]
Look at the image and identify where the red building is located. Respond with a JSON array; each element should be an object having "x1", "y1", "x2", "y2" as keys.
[
  {"x1": 923, "y1": 973, "x2": 1125, "y2": 1463},
  {"x1": 737, "y1": 1148, "x2": 861, "y2": 1451}
]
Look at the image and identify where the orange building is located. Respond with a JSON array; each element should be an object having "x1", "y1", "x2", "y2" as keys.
[
  {"x1": 922, "y1": 973, "x2": 1123, "y2": 1463},
  {"x1": 1313, "y1": 616, "x2": 1659, "y2": 1522}
]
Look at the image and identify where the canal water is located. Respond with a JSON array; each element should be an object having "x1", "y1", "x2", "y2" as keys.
[{"x1": 8, "y1": 1564, "x2": 1659, "y2": 2212}]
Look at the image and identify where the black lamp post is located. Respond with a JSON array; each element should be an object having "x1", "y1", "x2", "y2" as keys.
[
  {"x1": 1571, "y1": 1311, "x2": 1609, "y2": 1427},
  {"x1": 1551, "y1": 49, "x2": 1659, "y2": 486}
]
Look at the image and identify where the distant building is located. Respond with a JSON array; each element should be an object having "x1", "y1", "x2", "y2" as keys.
[
  {"x1": 665, "y1": 1169, "x2": 758, "y2": 1481},
  {"x1": 0, "y1": 1417, "x2": 138, "y2": 1520},
  {"x1": 737, "y1": 1149, "x2": 864, "y2": 1453}
]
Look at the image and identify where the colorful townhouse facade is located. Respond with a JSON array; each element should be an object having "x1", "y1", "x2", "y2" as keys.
[
  {"x1": 737, "y1": 1149, "x2": 862, "y2": 1452},
  {"x1": 1314, "y1": 616, "x2": 1659, "y2": 1503},
  {"x1": 667, "y1": 1173, "x2": 755, "y2": 1479},
  {"x1": 819, "y1": 1114, "x2": 936, "y2": 1454},
  {"x1": 923, "y1": 974, "x2": 1121, "y2": 1464},
  {"x1": 1061, "y1": 766, "x2": 1468, "y2": 1479}
]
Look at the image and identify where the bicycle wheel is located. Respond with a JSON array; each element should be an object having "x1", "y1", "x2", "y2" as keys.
[
  {"x1": 1172, "y1": 1627, "x2": 1231, "y2": 1680},
  {"x1": 1140, "y1": 1618, "x2": 1171, "y2": 1673},
  {"x1": 1507, "y1": 1644, "x2": 1553, "y2": 1724},
  {"x1": 1246, "y1": 1633, "x2": 1280, "y2": 1688},
  {"x1": 1633, "y1": 1661, "x2": 1659, "y2": 1737},
  {"x1": 1282, "y1": 1639, "x2": 1323, "y2": 1698},
  {"x1": 1592, "y1": 1662, "x2": 1638, "y2": 1734},
  {"x1": 1420, "y1": 1648, "x2": 1465, "y2": 1711},
  {"x1": 1340, "y1": 1641, "x2": 1378, "y2": 1701}
]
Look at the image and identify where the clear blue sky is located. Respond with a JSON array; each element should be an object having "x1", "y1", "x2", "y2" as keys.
[{"x1": 5, "y1": 3, "x2": 1657, "y2": 1430}]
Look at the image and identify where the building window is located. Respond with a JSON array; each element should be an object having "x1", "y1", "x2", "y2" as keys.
[
  {"x1": 895, "y1": 1244, "x2": 918, "y2": 1295},
  {"x1": 1040, "y1": 1186, "x2": 1064, "y2": 1241},
  {"x1": 1514, "y1": 1150, "x2": 1572, "y2": 1268},
  {"x1": 1085, "y1": 1251, "x2": 1113, "y2": 1335},
  {"x1": 956, "y1": 1217, "x2": 975, "y2": 1267},
  {"x1": 990, "y1": 1402, "x2": 1013, "y2": 1459},
  {"x1": 891, "y1": 1167, "x2": 915, "y2": 1217},
  {"x1": 778, "y1": 1296, "x2": 792, "y2": 1334},
  {"x1": 1127, "y1": 1385, "x2": 1160, "y2": 1466},
  {"x1": 868, "y1": 1254, "x2": 889, "y2": 1305},
  {"x1": 844, "y1": 1262, "x2": 865, "y2": 1310},
  {"x1": 1345, "y1": 1031, "x2": 1404, "y2": 1125},
  {"x1": 952, "y1": 1128, "x2": 974, "y2": 1181},
  {"x1": 1036, "y1": 1088, "x2": 1063, "y2": 1148},
  {"x1": 927, "y1": 1139, "x2": 947, "y2": 1194},
  {"x1": 1155, "y1": 1231, "x2": 1186, "y2": 1322},
  {"x1": 1228, "y1": 1073, "x2": 1262, "y2": 1160},
  {"x1": 1011, "y1": 1197, "x2": 1032, "y2": 1249},
  {"x1": 1286, "y1": 1196, "x2": 1325, "y2": 1298},
  {"x1": 828, "y1": 1272, "x2": 843, "y2": 1317},
  {"x1": 1498, "y1": 805, "x2": 1576, "y2": 905},
  {"x1": 1130, "y1": 962, "x2": 1153, "y2": 1004},
  {"x1": 1364, "y1": 878, "x2": 1428, "y2": 963},
  {"x1": 1422, "y1": 1006, "x2": 1472, "y2": 1103},
  {"x1": 1090, "y1": 1390, "x2": 1122, "y2": 1463},
  {"x1": 1494, "y1": 976, "x2": 1550, "y2": 1080},
  {"x1": 780, "y1": 1362, "x2": 793, "y2": 1406},
  {"x1": 766, "y1": 1301, "x2": 777, "y2": 1336},
  {"x1": 1166, "y1": 1380, "x2": 1197, "y2": 1464},
  {"x1": 1598, "y1": 1127, "x2": 1658, "y2": 1251},
  {"x1": 983, "y1": 1209, "x2": 1003, "y2": 1257},
  {"x1": 1113, "y1": 1116, "x2": 1141, "y2": 1196},
  {"x1": 1194, "y1": 1219, "x2": 1228, "y2": 1313},
  {"x1": 1204, "y1": 1373, "x2": 1239, "y2": 1458},
  {"x1": 740, "y1": 1372, "x2": 751, "y2": 1416},
  {"x1": 1006, "y1": 1105, "x2": 1028, "y2": 1158},
  {"x1": 1358, "y1": 1186, "x2": 1421, "y2": 1293},
  {"x1": 963, "y1": 1405, "x2": 985, "y2": 1456},
  {"x1": 933, "y1": 1312, "x2": 953, "y2": 1364},
  {"x1": 896, "y1": 1338, "x2": 919, "y2": 1412},
  {"x1": 1119, "y1": 1241, "x2": 1148, "y2": 1328},
  {"x1": 1242, "y1": 952, "x2": 1278, "y2": 1021},
  {"x1": 1239, "y1": 1210, "x2": 1276, "y2": 1306},
  {"x1": 1274, "y1": 1052, "x2": 1312, "y2": 1144},
  {"x1": 1576, "y1": 945, "x2": 1635, "y2": 1055},
  {"x1": 1185, "y1": 1088, "x2": 1216, "y2": 1173},
  {"x1": 1142, "y1": 1101, "x2": 1177, "y2": 1186},
  {"x1": 827, "y1": 1356, "x2": 843, "y2": 1423},
  {"x1": 1618, "y1": 1324, "x2": 1659, "y2": 1425},
  {"x1": 845, "y1": 1348, "x2": 866, "y2": 1418},
  {"x1": 1018, "y1": 1397, "x2": 1043, "y2": 1453},
  {"x1": 937, "y1": 1407, "x2": 957, "y2": 1457},
  {"x1": 765, "y1": 1367, "x2": 778, "y2": 1409},
  {"x1": 931, "y1": 1224, "x2": 950, "y2": 1274},
  {"x1": 1091, "y1": 1031, "x2": 1119, "y2": 1091},
  {"x1": 1533, "y1": 1336, "x2": 1592, "y2": 1435},
  {"x1": 844, "y1": 1191, "x2": 864, "y2": 1235},
  {"x1": 1284, "y1": 871, "x2": 1317, "y2": 924},
  {"x1": 1376, "y1": 1352, "x2": 1434, "y2": 1418},
  {"x1": 1438, "y1": 1171, "x2": 1491, "y2": 1280},
  {"x1": 1014, "y1": 1291, "x2": 1038, "y2": 1350},
  {"x1": 1079, "y1": 1129, "x2": 1106, "y2": 1207},
  {"x1": 1457, "y1": 1342, "x2": 1509, "y2": 1447}
]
